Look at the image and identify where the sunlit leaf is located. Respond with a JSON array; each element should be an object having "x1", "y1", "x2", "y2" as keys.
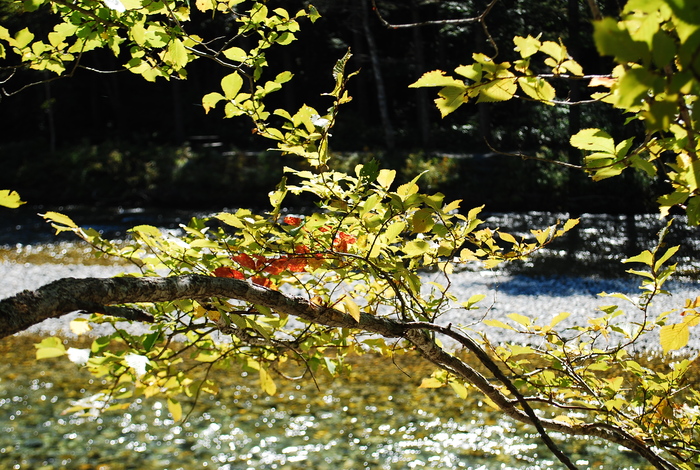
[
  {"x1": 549, "y1": 312, "x2": 570, "y2": 328},
  {"x1": 449, "y1": 381, "x2": 468, "y2": 399},
  {"x1": 419, "y1": 377, "x2": 444, "y2": 388},
  {"x1": 259, "y1": 367, "x2": 277, "y2": 395},
  {"x1": 660, "y1": 323, "x2": 690, "y2": 353},
  {"x1": 70, "y1": 319, "x2": 92, "y2": 335},
  {"x1": 0, "y1": 189, "x2": 25, "y2": 208},
  {"x1": 35, "y1": 337, "x2": 67, "y2": 359},
  {"x1": 167, "y1": 398, "x2": 183, "y2": 421},
  {"x1": 343, "y1": 297, "x2": 361, "y2": 323},
  {"x1": 570, "y1": 128, "x2": 616, "y2": 153},
  {"x1": 409, "y1": 70, "x2": 463, "y2": 88}
]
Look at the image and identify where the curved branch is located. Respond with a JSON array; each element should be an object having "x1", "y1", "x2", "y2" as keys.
[{"x1": 0, "y1": 274, "x2": 674, "y2": 469}]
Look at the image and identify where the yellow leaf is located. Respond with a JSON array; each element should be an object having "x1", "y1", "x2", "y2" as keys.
[
  {"x1": 606, "y1": 376, "x2": 624, "y2": 392},
  {"x1": 259, "y1": 367, "x2": 277, "y2": 395},
  {"x1": 343, "y1": 297, "x2": 361, "y2": 323},
  {"x1": 34, "y1": 337, "x2": 67, "y2": 359},
  {"x1": 41, "y1": 211, "x2": 78, "y2": 232},
  {"x1": 549, "y1": 311, "x2": 570, "y2": 328},
  {"x1": 659, "y1": 323, "x2": 689, "y2": 353},
  {"x1": 507, "y1": 313, "x2": 531, "y2": 327},
  {"x1": 517, "y1": 76, "x2": 556, "y2": 103},
  {"x1": 167, "y1": 398, "x2": 183, "y2": 421},
  {"x1": 419, "y1": 377, "x2": 444, "y2": 389},
  {"x1": 376, "y1": 169, "x2": 396, "y2": 189},
  {"x1": 221, "y1": 71, "x2": 243, "y2": 100},
  {"x1": 482, "y1": 319, "x2": 515, "y2": 330},
  {"x1": 0, "y1": 189, "x2": 25, "y2": 208},
  {"x1": 195, "y1": 0, "x2": 214, "y2": 11},
  {"x1": 409, "y1": 70, "x2": 463, "y2": 88},
  {"x1": 449, "y1": 381, "x2": 468, "y2": 399}
]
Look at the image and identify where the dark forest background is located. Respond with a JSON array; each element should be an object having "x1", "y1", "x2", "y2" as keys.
[{"x1": 0, "y1": 0, "x2": 662, "y2": 213}]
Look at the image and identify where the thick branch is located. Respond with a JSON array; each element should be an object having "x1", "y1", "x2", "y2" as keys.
[{"x1": 0, "y1": 274, "x2": 673, "y2": 469}]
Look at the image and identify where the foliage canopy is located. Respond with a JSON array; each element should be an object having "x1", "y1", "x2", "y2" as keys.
[{"x1": 2, "y1": 1, "x2": 700, "y2": 469}]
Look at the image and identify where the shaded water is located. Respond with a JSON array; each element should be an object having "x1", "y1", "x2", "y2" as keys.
[{"x1": 0, "y1": 336, "x2": 651, "y2": 470}]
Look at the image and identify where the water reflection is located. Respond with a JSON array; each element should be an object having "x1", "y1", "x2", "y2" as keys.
[{"x1": 0, "y1": 336, "x2": 652, "y2": 470}]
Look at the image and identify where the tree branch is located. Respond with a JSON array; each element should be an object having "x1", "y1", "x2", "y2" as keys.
[
  {"x1": 371, "y1": 0, "x2": 499, "y2": 29},
  {"x1": 0, "y1": 274, "x2": 674, "y2": 469}
]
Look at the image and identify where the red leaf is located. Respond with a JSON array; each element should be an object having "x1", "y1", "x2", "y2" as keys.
[
  {"x1": 334, "y1": 239, "x2": 348, "y2": 252},
  {"x1": 264, "y1": 258, "x2": 288, "y2": 275},
  {"x1": 232, "y1": 253, "x2": 257, "y2": 270},
  {"x1": 286, "y1": 257, "x2": 308, "y2": 272},
  {"x1": 283, "y1": 216, "x2": 303, "y2": 226},
  {"x1": 251, "y1": 276, "x2": 274, "y2": 289},
  {"x1": 213, "y1": 266, "x2": 244, "y2": 279},
  {"x1": 337, "y1": 232, "x2": 357, "y2": 244}
]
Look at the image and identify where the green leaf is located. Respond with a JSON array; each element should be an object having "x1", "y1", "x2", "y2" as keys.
[
  {"x1": 411, "y1": 209, "x2": 434, "y2": 233},
  {"x1": 594, "y1": 17, "x2": 649, "y2": 63},
  {"x1": 35, "y1": 337, "x2": 67, "y2": 359},
  {"x1": 462, "y1": 294, "x2": 486, "y2": 309},
  {"x1": 403, "y1": 239, "x2": 430, "y2": 257},
  {"x1": 305, "y1": 5, "x2": 320, "y2": 22},
  {"x1": 202, "y1": 92, "x2": 224, "y2": 114},
  {"x1": 0, "y1": 189, "x2": 25, "y2": 208},
  {"x1": 615, "y1": 67, "x2": 658, "y2": 109},
  {"x1": 655, "y1": 245, "x2": 680, "y2": 271},
  {"x1": 130, "y1": 224, "x2": 161, "y2": 237},
  {"x1": 13, "y1": 27, "x2": 34, "y2": 49},
  {"x1": 383, "y1": 221, "x2": 406, "y2": 243},
  {"x1": 454, "y1": 64, "x2": 481, "y2": 81}
]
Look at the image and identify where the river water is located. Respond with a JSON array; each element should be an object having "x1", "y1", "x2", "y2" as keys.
[{"x1": 0, "y1": 207, "x2": 696, "y2": 470}]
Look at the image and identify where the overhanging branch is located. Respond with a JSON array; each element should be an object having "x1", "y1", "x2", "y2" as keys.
[{"x1": 0, "y1": 274, "x2": 673, "y2": 469}]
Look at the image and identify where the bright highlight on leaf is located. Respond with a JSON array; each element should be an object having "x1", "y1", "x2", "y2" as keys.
[{"x1": 35, "y1": 337, "x2": 67, "y2": 360}]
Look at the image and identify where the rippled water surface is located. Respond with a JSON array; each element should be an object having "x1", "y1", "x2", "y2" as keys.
[
  {"x1": 0, "y1": 336, "x2": 654, "y2": 470},
  {"x1": 0, "y1": 208, "x2": 693, "y2": 469}
]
